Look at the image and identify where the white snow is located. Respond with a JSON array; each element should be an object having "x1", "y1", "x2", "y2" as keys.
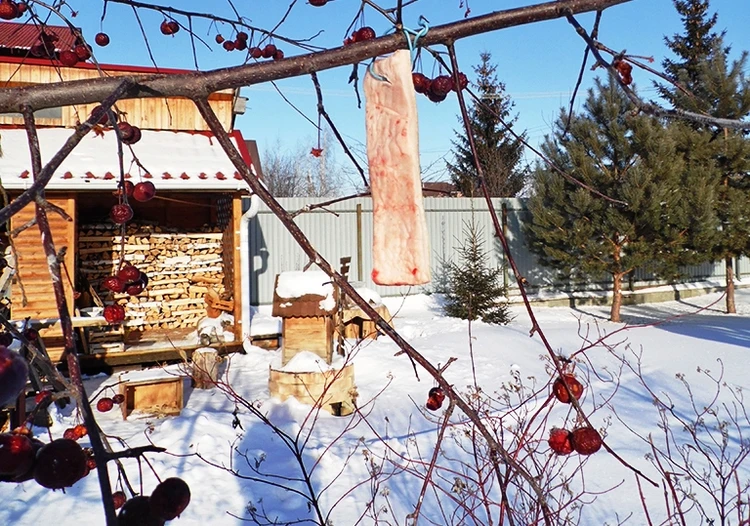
[
  {"x1": 2, "y1": 287, "x2": 749, "y2": 526},
  {"x1": 275, "y1": 270, "x2": 336, "y2": 311}
]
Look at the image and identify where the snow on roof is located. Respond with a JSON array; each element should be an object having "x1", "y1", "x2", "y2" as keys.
[
  {"x1": 272, "y1": 271, "x2": 337, "y2": 315},
  {"x1": 0, "y1": 127, "x2": 253, "y2": 191}
]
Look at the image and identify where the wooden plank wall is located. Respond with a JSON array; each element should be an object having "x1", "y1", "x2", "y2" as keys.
[
  {"x1": 9, "y1": 194, "x2": 76, "y2": 335},
  {"x1": 0, "y1": 62, "x2": 235, "y2": 131}
]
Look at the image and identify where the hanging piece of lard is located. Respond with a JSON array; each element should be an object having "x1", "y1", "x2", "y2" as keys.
[{"x1": 364, "y1": 49, "x2": 431, "y2": 286}]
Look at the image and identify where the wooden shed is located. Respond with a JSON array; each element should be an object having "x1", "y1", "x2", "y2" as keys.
[
  {"x1": 0, "y1": 126, "x2": 255, "y2": 363},
  {"x1": 272, "y1": 271, "x2": 338, "y2": 366},
  {"x1": 0, "y1": 23, "x2": 255, "y2": 365}
]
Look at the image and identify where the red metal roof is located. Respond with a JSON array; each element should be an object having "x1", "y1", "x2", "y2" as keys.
[{"x1": 0, "y1": 21, "x2": 78, "y2": 52}]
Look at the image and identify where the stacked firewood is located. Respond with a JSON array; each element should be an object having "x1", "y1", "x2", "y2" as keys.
[{"x1": 78, "y1": 222, "x2": 226, "y2": 331}]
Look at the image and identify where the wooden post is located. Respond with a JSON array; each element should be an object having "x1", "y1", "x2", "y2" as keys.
[{"x1": 192, "y1": 347, "x2": 221, "y2": 388}]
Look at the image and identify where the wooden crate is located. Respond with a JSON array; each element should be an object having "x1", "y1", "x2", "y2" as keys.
[
  {"x1": 119, "y1": 371, "x2": 184, "y2": 419},
  {"x1": 268, "y1": 364, "x2": 356, "y2": 416}
]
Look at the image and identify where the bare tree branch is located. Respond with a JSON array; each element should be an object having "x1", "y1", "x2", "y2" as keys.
[{"x1": 0, "y1": 0, "x2": 632, "y2": 113}]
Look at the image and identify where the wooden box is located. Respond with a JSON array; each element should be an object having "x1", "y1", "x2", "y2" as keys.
[{"x1": 118, "y1": 370, "x2": 184, "y2": 419}]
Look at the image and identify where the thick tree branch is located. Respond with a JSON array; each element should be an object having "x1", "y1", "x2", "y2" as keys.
[{"x1": 0, "y1": 0, "x2": 631, "y2": 113}]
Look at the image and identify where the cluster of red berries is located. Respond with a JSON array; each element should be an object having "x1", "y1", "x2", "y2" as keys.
[
  {"x1": 547, "y1": 372, "x2": 603, "y2": 455},
  {"x1": 117, "y1": 477, "x2": 191, "y2": 523},
  {"x1": 425, "y1": 387, "x2": 446, "y2": 411},
  {"x1": 109, "y1": 180, "x2": 155, "y2": 226},
  {"x1": 101, "y1": 263, "x2": 149, "y2": 324},
  {"x1": 96, "y1": 393, "x2": 125, "y2": 413},
  {"x1": 412, "y1": 72, "x2": 469, "y2": 103},
  {"x1": 344, "y1": 26, "x2": 376, "y2": 46},
  {"x1": 613, "y1": 58, "x2": 633, "y2": 86},
  {"x1": 0, "y1": 431, "x2": 89, "y2": 489},
  {"x1": 248, "y1": 42, "x2": 285, "y2": 61},
  {"x1": 90, "y1": 105, "x2": 143, "y2": 146},
  {"x1": 160, "y1": 19, "x2": 180, "y2": 36},
  {"x1": 0, "y1": 1, "x2": 28, "y2": 21},
  {"x1": 57, "y1": 43, "x2": 93, "y2": 67}
]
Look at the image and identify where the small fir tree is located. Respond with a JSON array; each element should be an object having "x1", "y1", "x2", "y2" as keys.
[
  {"x1": 446, "y1": 52, "x2": 528, "y2": 197},
  {"x1": 525, "y1": 75, "x2": 717, "y2": 322},
  {"x1": 443, "y1": 218, "x2": 511, "y2": 325},
  {"x1": 658, "y1": 0, "x2": 750, "y2": 313}
]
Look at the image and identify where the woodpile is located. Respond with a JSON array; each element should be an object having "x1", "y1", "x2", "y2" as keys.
[{"x1": 78, "y1": 222, "x2": 227, "y2": 333}]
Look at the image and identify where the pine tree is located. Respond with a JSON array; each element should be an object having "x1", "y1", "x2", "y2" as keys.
[
  {"x1": 658, "y1": 0, "x2": 750, "y2": 313},
  {"x1": 525, "y1": 75, "x2": 717, "y2": 322},
  {"x1": 446, "y1": 52, "x2": 528, "y2": 197},
  {"x1": 443, "y1": 217, "x2": 511, "y2": 325}
]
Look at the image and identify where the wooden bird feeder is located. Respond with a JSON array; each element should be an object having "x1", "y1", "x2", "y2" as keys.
[{"x1": 271, "y1": 271, "x2": 338, "y2": 366}]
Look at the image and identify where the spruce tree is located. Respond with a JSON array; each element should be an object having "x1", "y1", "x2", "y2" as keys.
[
  {"x1": 446, "y1": 52, "x2": 528, "y2": 197},
  {"x1": 525, "y1": 75, "x2": 717, "y2": 322},
  {"x1": 658, "y1": 0, "x2": 750, "y2": 313},
  {"x1": 443, "y1": 217, "x2": 511, "y2": 325}
]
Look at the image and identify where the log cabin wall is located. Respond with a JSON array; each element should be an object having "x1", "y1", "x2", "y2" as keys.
[
  {"x1": 0, "y1": 60, "x2": 235, "y2": 131},
  {"x1": 8, "y1": 193, "x2": 76, "y2": 337},
  {"x1": 77, "y1": 192, "x2": 232, "y2": 335}
]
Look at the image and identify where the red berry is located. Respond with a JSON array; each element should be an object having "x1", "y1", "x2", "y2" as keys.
[
  {"x1": 74, "y1": 44, "x2": 91, "y2": 61},
  {"x1": 97, "y1": 397, "x2": 115, "y2": 412},
  {"x1": 103, "y1": 276, "x2": 126, "y2": 293},
  {"x1": 249, "y1": 47, "x2": 262, "y2": 59},
  {"x1": 33, "y1": 439, "x2": 87, "y2": 489},
  {"x1": 261, "y1": 44, "x2": 277, "y2": 58},
  {"x1": 428, "y1": 387, "x2": 445, "y2": 405},
  {"x1": 167, "y1": 21, "x2": 179, "y2": 34},
  {"x1": 113, "y1": 491, "x2": 128, "y2": 510},
  {"x1": 122, "y1": 126, "x2": 141, "y2": 146},
  {"x1": 90, "y1": 105, "x2": 111, "y2": 126},
  {"x1": 133, "y1": 181, "x2": 156, "y2": 202},
  {"x1": 117, "y1": 121, "x2": 135, "y2": 142},
  {"x1": 118, "y1": 496, "x2": 163, "y2": 526},
  {"x1": 548, "y1": 428, "x2": 574, "y2": 455},
  {"x1": 150, "y1": 477, "x2": 191, "y2": 520},
  {"x1": 215, "y1": 34, "x2": 225, "y2": 44},
  {"x1": 73, "y1": 424, "x2": 88, "y2": 439},
  {"x1": 117, "y1": 264, "x2": 141, "y2": 283},
  {"x1": 95, "y1": 32, "x2": 110, "y2": 47},
  {"x1": 160, "y1": 20, "x2": 176, "y2": 35},
  {"x1": 425, "y1": 397, "x2": 441, "y2": 411},
  {"x1": 0, "y1": 433, "x2": 35, "y2": 478},
  {"x1": 273, "y1": 49, "x2": 284, "y2": 61},
  {"x1": 58, "y1": 50, "x2": 79, "y2": 67},
  {"x1": 356, "y1": 26, "x2": 376, "y2": 42},
  {"x1": 110, "y1": 203, "x2": 133, "y2": 224},
  {"x1": 112, "y1": 394, "x2": 125, "y2": 404},
  {"x1": 453, "y1": 72, "x2": 469, "y2": 92},
  {"x1": 234, "y1": 39, "x2": 247, "y2": 51},
  {"x1": 63, "y1": 428, "x2": 77, "y2": 440},
  {"x1": 222, "y1": 40, "x2": 235, "y2": 51},
  {"x1": 412, "y1": 72, "x2": 431, "y2": 94},
  {"x1": 309, "y1": 0, "x2": 327, "y2": 5},
  {"x1": 430, "y1": 75, "x2": 453, "y2": 97},
  {"x1": 0, "y1": 345, "x2": 29, "y2": 407},
  {"x1": 103, "y1": 304, "x2": 126, "y2": 325},
  {"x1": 571, "y1": 427, "x2": 603, "y2": 455},
  {"x1": 552, "y1": 374, "x2": 584, "y2": 404},
  {"x1": 427, "y1": 90, "x2": 447, "y2": 103},
  {"x1": 126, "y1": 279, "x2": 145, "y2": 297},
  {"x1": 0, "y1": 1, "x2": 19, "y2": 21},
  {"x1": 236, "y1": 31, "x2": 248, "y2": 42}
]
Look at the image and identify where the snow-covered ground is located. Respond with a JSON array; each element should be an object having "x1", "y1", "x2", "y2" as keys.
[{"x1": 2, "y1": 288, "x2": 749, "y2": 525}]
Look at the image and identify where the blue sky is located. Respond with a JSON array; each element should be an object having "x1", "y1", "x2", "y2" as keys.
[{"x1": 70, "y1": 0, "x2": 750, "y2": 189}]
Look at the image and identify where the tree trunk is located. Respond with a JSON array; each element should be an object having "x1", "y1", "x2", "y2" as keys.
[
  {"x1": 610, "y1": 272, "x2": 623, "y2": 323},
  {"x1": 725, "y1": 256, "x2": 736, "y2": 314}
]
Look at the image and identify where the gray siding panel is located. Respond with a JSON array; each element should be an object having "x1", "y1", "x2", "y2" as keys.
[{"x1": 246, "y1": 197, "x2": 735, "y2": 305}]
